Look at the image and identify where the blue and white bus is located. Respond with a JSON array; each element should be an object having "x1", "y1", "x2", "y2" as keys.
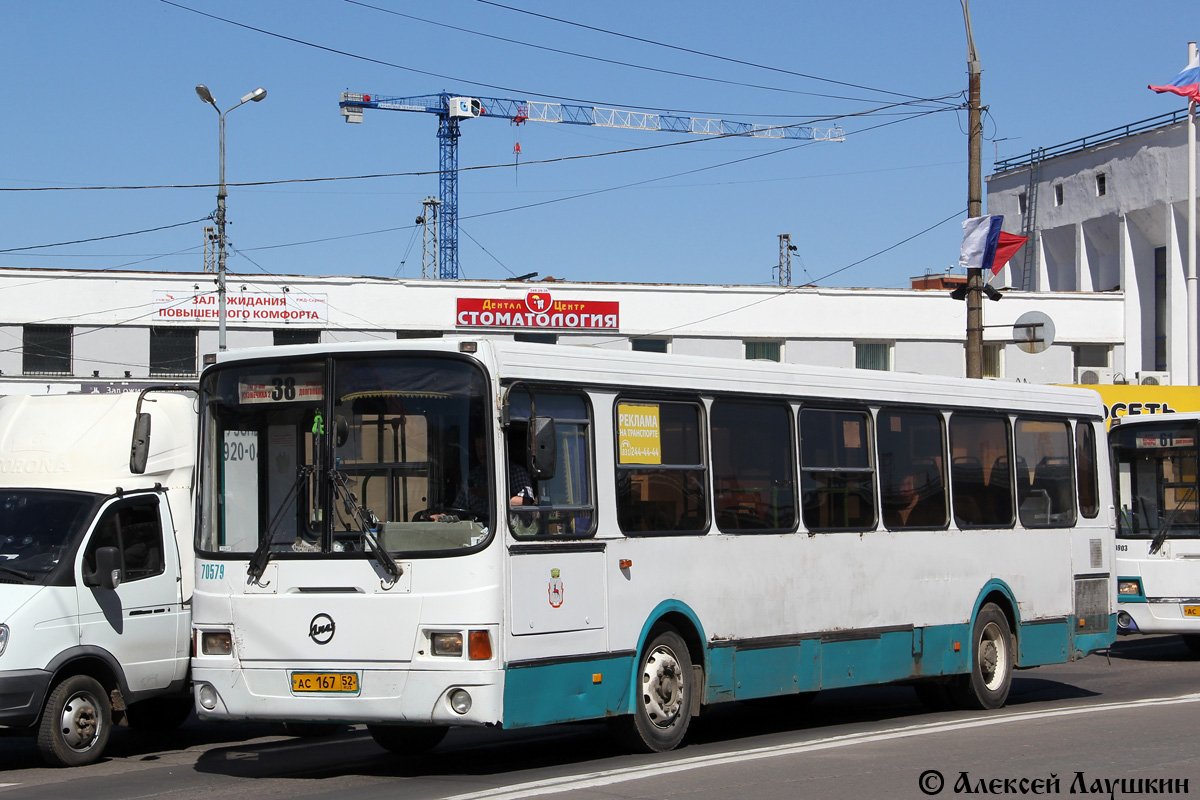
[
  {"x1": 1111, "y1": 411, "x2": 1200, "y2": 650},
  {"x1": 191, "y1": 339, "x2": 1115, "y2": 753}
]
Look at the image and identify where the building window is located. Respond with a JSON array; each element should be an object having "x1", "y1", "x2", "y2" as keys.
[
  {"x1": 23, "y1": 325, "x2": 72, "y2": 376},
  {"x1": 514, "y1": 332, "x2": 557, "y2": 345},
  {"x1": 1095, "y1": 173, "x2": 1106, "y2": 197},
  {"x1": 1018, "y1": 192, "x2": 1028, "y2": 215},
  {"x1": 1073, "y1": 345, "x2": 1110, "y2": 369},
  {"x1": 1054, "y1": 184, "x2": 1064, "y2": 206},
  {"x1": 149, "y1": 327, "x2": 197, "y2": 376},
  {"x1": 396, "y1": 330, "x2": 443, "y2": 339},
  {"x1": 744, "y1": 340, "x2": 781, "y2": 362},
  {"x1": 274, "y1": 329, "x2": 321, "y2": 346},
  {"x1": 631, "y1": 338, "x2": 669, "y2": 353},
  {"x1": 855, "y1": 341, "x2": 891, "y2": 371},
  {"x1": 982, "y1": 344, "x2": 1002, "y2": 378}
]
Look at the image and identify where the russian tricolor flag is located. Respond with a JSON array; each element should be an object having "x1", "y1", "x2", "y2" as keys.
[
  {"x1": 1149, "y1": 52, "x2": 1200, "y2": 103},
  {"x1": 959, "y1": 216, "x2": 1028, "y2": 276}
]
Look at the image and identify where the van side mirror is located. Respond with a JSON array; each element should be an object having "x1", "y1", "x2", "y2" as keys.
[
  {"x1": 528, "y1": 416, "x2": 557, "y2": 480},
  {"x1": 129, "y1": 412, "x2": 152, "y2": 474},
  {"x1": 84, "y1": 546, "x2": 122, "y2": 591}
]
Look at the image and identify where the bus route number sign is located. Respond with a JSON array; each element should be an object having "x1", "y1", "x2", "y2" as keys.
[
  {"x1": 1135, "y1": 435, "x2": 1195, "y2": 449},
  {"x1": 239, "y1": 373, "x2": 324, "y2": 405}
]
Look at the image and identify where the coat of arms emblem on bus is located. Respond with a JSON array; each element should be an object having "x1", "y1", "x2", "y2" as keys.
[{"x1": 548, "y1": 568, "x2": 564, "y2": 608}]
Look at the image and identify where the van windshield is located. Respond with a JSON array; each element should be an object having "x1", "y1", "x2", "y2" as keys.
[
  {"x1": 0, "y1": 490, "x2": 100, "y2": 583},
  {"x1": 198, "y1": 354, "x2": 493, "y2": 558}
]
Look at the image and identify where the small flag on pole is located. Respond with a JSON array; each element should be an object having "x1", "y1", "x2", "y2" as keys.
[
  {"x1": 959, "y1": 215, "x2": 1028, "y2": 276},
  {"x1": 1149, "y1": 52, "x2": 1200, "y2": 103}
]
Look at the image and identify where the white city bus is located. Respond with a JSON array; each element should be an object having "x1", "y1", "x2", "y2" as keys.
[
  {"x1": 1110, "y1": 411, "x2": 1200, "y2": 650},
  {"x1": 191, "y1": 339, "x2": 1115, "y2": 753}
]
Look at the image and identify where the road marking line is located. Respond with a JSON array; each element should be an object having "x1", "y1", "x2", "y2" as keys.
[{"x1": 443, "y1": 692, "x2": 1200, "y2": 800}]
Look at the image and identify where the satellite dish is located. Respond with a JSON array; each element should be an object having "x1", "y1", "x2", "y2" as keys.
[{"x1": 1013, "y1": 311, "x2": 1055, "y2": 354}]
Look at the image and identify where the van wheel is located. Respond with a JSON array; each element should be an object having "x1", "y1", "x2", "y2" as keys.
[
  {"x1": 609, "y1": 627, "x2": 694, "y2": 753},
  {"x1": 37, "y1": 675, "x2": 112, "y2": 767},
  {"x1": 367, "y1": 725, "x2": 448, "y2": 754},
  {"x1": 950, "y1": 603, "x2": 1014, "y2": 710},
  {"x1": 126, "y1": 696, "x2": 193, "y2": 732}
]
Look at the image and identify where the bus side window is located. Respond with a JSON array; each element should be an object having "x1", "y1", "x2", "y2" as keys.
[
  {"x1": 711, "y1": 399, "x2": 796, "y2": 533},
  {"x1": 506, "y1": 390, "x2": 596, "y2": 539},
  {"x1": 1015, "y1": 418, "x2": 1077, "y2": 528},
  {"x1": 799, "y1": 408, "x2": 875, "y2": 532},
  {"x1": 1075, "y1": 420, "x2": 1100, "y2": 519},
  {"x1": 949, "y1": 414, "x2": 1014, "y2": 528},
  {"x1": 878, "y1": 409, "x2": 948, "y2": 530},
  {"x1": 616, "y1": 400, "x2": 708, "y2": 535}
]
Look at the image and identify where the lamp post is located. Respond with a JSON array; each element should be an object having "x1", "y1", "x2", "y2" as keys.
[{"x1": 195, "y1": 84, "x2": 267, "y2": 351}]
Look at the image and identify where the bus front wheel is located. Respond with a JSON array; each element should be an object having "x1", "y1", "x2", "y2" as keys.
[
  {"x1": 950, "y1": 603, "x2": 1013, "y2": 710},
  {"x1": 609, "y1": 628, "x2": 694, "y2": 753}
]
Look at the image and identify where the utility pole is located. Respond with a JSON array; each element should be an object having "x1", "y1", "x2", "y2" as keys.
[
  {"x1": 963, "y1": 0, "x2": 984, "y2": 378},
  {"x1": 417, "y1": 197, "x2": 440, "y2": 280},
  {"x1": 778, "y1": 234, "x2": 796, "y2": 286}
]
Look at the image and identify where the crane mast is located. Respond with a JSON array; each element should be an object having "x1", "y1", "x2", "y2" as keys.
[{"x1": 340, "y1": 91, "x2": 844, "y2": 280}]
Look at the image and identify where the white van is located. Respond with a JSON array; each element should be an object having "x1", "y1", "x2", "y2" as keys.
[{"x1": 0, "y1": 389, "x2": 196, "y2": 766}]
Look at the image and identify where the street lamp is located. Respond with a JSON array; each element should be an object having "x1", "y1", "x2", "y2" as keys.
[{"x1": 195, "y1": 84, "x2": 267, "y2": 351}]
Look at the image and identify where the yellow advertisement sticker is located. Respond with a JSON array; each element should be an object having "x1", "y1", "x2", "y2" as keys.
[{"x1": 618, "y1": 403, "x2": 662, "y2": 465}]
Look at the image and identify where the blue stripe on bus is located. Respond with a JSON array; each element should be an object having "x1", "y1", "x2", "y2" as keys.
[{"x1": 501, "y1": 612, "x2": 1109, "y2": 729}]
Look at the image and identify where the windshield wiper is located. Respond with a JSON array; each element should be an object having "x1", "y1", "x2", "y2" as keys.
[
  {"x1": 248, "y1": 465, "x2": 314, "y2": 583},
  {"x1": 1150, "y1": 484, "x2": 1199, "y2": 556},
  {"x1": 329, "y1": 470, "x2": 402, "y2": 583},
  {"x1": 0, "y1": 564, "x2": 33, "y2": 581}
]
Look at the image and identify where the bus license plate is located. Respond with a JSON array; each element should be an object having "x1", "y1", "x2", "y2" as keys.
[
  {"x1": 1183, "y1": 606, "x2": 1200, "y2": 618},
  {"x1": 291, "y1": 672, "x2": 359, "y2": 693}
]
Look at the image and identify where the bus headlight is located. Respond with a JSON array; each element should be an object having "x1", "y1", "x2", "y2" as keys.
[
  {"x1": 1117, "y1": 579, "x2": 1143, "y2": 597},
  {"x1": 0, "y1": 624, "x2": 9, "y2": 657},
  {"x1": 199, "y1": 630, "x2": 233, "y2": 656},
  {"x1": 449, "y1": 689, "x2": 472, "y2": 715},
  {"x1": 430, "y1": 632, "x2": 463, "y2": 657}
]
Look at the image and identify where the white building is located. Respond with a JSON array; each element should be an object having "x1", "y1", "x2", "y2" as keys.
[
  {"x1": 0, "y1": 265, "x2": 1120, "y2": 395},
  {"x1": 987, "y1": 108, "x2": 1197, "y2": 385}
]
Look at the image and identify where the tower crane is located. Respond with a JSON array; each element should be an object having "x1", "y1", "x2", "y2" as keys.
[{"x1": 340, "y1": 91, "x2": 845, "y2": 280}]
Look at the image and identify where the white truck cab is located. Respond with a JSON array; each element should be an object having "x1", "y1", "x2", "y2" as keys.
[{"x1": 0, "y1": 389, "x2": 196, "y2": 766}]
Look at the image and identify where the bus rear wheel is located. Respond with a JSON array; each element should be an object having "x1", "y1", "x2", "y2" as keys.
[
  {"x1": 609, "y1": 628, "x2": 694, "y2": 753},
  {"x1": 367, "y1": 724, "x2": 448, "y2": 755},
  {"x1": 950, "y1": 603, "x2": 1013, "y2": 710}
]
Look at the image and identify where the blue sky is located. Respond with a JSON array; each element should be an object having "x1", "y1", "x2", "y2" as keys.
[{"x1": 1, "y1": 1, "x2": 1196, "y2": 289}]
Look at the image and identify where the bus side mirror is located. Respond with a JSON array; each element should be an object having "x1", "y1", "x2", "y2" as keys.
[
  {"x1": 129, "y1": 412, "x2": 152, "y2": 475},
  {"x1": 84, "y1": 546, "x2": 122, "y2": 591},
  {"x1": 528, "y1": 416, "x2": 557, "y2": 480}
]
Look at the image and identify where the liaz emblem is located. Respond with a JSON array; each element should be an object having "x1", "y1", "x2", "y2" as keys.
[{"x1": 548, "y1": 568, "x2": 564, "y2": 608}]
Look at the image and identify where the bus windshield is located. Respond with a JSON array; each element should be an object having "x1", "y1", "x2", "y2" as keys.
[
  {"x1": 1112, "y1": 420, "x2": 1200, "y2": 541},
  {"x1": 198, "y1": 354, "x2": 493, "y2": 558},
  {"x1": 0, "y1": 490, "x2": 100, "y2": 583}
]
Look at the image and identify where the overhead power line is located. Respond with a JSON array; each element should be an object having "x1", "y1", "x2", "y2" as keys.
[
  {"x1": 344, "y1": 0, "x2": 956, "y2": 109},
  {"x1": 0, "y1": 217, "x2": 211, "y2": 253}
]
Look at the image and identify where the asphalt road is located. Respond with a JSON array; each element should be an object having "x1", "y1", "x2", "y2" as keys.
[{"x1": 1, "y1": 635, "x2": 1197, "y2": 799}]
